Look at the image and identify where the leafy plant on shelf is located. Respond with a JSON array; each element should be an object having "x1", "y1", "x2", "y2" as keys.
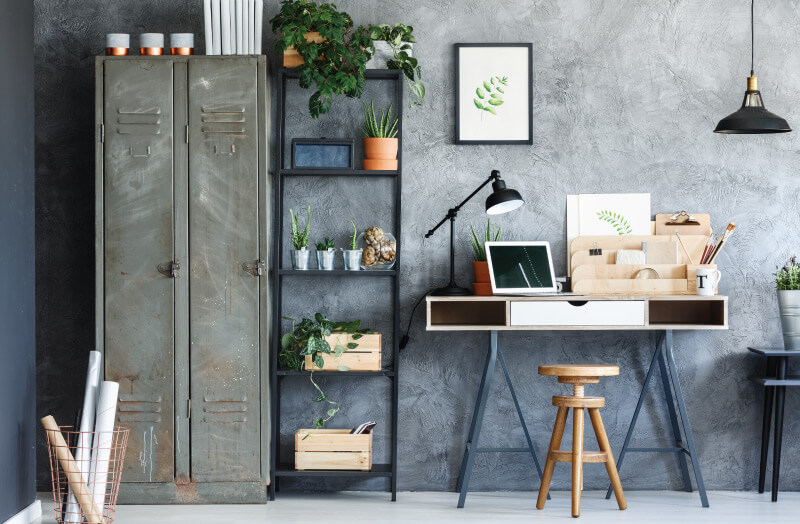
[
  {"x1": 290, "y1": 206, "x2": 311, "y2": 250},
  {"x1": 469, "y1": 219, "x2": 502, "y2": 262},
  {"x1": 775, "y1": 256, "x2": 800, "y2": 290},
  {"x1": 362, "y1": 101, "x2": 398, "y2": 138},
  {"x1": 316, "y1": 237, "x2": 335, "y2": 251},
  {"x1": 270, "y1": 0, "x2": 374, "y2": 118},
  {"x1": 280, "y1": 314, "x2": 373, "y2": 427},
  {"x1": 367, "y1": 23, "x2": 425, "y2": 107},
  {"x1": 349, "y1": 220, "x2": 359, "y2": 250}
]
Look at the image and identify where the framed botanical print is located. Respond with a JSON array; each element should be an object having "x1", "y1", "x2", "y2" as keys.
[{"x1": 455, "y1": 43, "x2": 533, "y2": 145}]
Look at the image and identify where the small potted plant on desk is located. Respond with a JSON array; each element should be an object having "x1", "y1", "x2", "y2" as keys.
[
  {"x1": 361, "y1": 101, "x2": 398, "y2": 171},
  {"x1": 342, "y1": 220, "x2": 362, "y2": 271},
  {"x1": 290, "y1": 207, "x2": 311, "y2": 270},
  {"x1": 776, "y1": 256, "x2": 800, "y2": 349},
  {"x1": 469, "y1": 219, "x2": 502, "y2": 295},
  {"x1": 316, "y1": 238, "x2": 336, "y2": 270}
]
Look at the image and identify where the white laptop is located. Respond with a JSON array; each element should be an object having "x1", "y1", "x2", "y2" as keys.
[{"x1": 486, "y1": 241, "x2": 578, "y2": 296}]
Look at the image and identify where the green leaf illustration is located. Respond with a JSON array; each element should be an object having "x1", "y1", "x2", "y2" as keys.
[
  {"x1": 596, "y1": 210, "x2": 633, "y2": 236},
  {"x1": 476, "y1": 87, "x2": 485, "y2": 99},
  {"x1": 474, "y1": 99, "x2": 484, "y2": 110},
  {"x1": 473, "y1": 75, "x2": 508, "y2": 116}
]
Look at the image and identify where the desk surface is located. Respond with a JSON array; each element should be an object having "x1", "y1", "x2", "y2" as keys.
[{"x1": 426, "y1": 294, "x2": 728, "y2": 331}]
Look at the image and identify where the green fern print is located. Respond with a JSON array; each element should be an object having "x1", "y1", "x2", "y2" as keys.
[
  {"x1": 473, "y1": 75, "x2": 508, "y2": 115},
  {"x1": 596, "y1": 210, "x2": 633, "y2": 235}
]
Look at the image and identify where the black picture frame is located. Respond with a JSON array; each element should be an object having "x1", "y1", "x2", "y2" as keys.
[
  {"x1": 291, "y1": 138, "x2": 355, "y2": 170},
  {"x1": 454, "y1": 43, "x2": 533, "y2": 145}
]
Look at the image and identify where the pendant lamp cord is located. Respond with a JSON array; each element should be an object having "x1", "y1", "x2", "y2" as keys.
[{"x1": 751, "y1": 0, "x2": 755, "y2": 76}]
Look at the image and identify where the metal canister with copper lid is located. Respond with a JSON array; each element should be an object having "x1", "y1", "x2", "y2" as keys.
[
  {"x1": 170, "y1": 33, "x2": 194, "y2": 55},
  {"x1": 139, "y1": 33, "x2": 164, "y2": 55},
  {"x1": 105, "y1": 33, "x2": 129, "y2": 56}
]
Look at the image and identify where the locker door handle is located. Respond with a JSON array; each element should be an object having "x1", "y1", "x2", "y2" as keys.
[
  {"x1": 241, "y1": 259, "x2": 264, "y2": 277},
  {"x1": 130, "y1": 146, "x2": 151, "y2": 158},
  {"x1": 157, "y1": 259, "x2": 180, "y2": 278},
  {"x1": 215, "y1": 144, "x2": 236, "y2": 156}
]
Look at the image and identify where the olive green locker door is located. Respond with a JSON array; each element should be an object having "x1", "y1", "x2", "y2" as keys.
[
  {"x1": 102, "y1": 59, "x2": 176, "y2": 483},
  {"x1": 187, "y1": 58, "x2": 262, "y2": 481}
]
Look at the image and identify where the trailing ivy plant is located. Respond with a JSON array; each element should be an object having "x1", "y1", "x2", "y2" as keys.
[
  {"x1": 596, "y1": 210, "x2": 633, "y2": 235},
  {"x1": 474, "y1": 75, "x2": 508, "y2": 115},
  {"x1": 362, "y1": 101, "x2": 398, "y2": 138},
  {"x1": 469, "y1": 219, "x2": 502, "y2": 262},
  {"x1": 270, "y1": 0, "x2": 374, "y2": 118},
  {"x1": 775, "y1": 256, "x2": 800, "y2": 290},
  {"x1": 367, "y1": 23, "x2": 425, "y2": 107},
  {"x1": 280, "y1": 314, "x2": 373, "y2": 427},
  {"x1": 290, "y1": 207, "x2": 311, "y2": 250}
]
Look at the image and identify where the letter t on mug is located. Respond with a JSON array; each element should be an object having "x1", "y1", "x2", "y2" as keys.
[{"x1": 696, "y1": 268, "x2": 722, "y2": 296}]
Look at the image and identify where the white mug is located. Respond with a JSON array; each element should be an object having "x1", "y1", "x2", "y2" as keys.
[{"x1": 696, "y1": 268, "x2": 722, "y2": 296}]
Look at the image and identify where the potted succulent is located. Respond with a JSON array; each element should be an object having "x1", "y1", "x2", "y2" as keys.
[
  {"x1": 361, "y1": 101, "x2": 398, "y2": 171},
  {"x1": 316, "y1": 237, "x2": 336, "y2": 270},
  {"x1": 280, "y1": 313, "x2": 372, "y2": 427},
  {"x1": 775, "y1": 256, "x2": 800, "y2": 349},
  {"x1": 469, "y1": 219, "x2": 502, "y2": 295},
  {"x1": 341, "y1": 220, "x2": 362, "y2": 271},
  {"x1": 290, "y1": 207, "x2": 311, "y2": 270},
  {"x1": 270, "y1": 0, "x2": 373, "y2": 118},
  {"x1": 366, "y1": 23, "x2": 425, "y2": 107}
]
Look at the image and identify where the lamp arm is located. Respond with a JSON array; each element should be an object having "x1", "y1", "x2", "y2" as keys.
[{"x1": 424, "y1": 170, "x2": 501, "y2": 238}]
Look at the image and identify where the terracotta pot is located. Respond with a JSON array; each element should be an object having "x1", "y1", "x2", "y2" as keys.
[
  {"x1": 472, "y1": 282, "x2": 493, "y2": 296},
  {"x1": 473, "y1": 261, "x2": 490, "y2": 283},
  {"x1": 363, "y1": 137, "x2": 398, "y2": 160},
  {"x1": 283, "y1": 32, "x2": 324, "y2": 68},
  {"x1": 363, "y1": 158, "x2": 398, "y2": 170}
]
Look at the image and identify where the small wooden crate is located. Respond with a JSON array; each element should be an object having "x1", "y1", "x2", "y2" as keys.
[
  {"x1": 294, "y1": 429, "x2": 372, "y2": 471},
  {"x1": 304, "y1": 333, "x2": 382, "y2": 371}
]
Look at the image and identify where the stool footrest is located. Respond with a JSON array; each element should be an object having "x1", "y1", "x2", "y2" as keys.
[
  {"x1": 551, "y1": 450, "x2": 608, "y2": 463},
  {"x1": 553, "y1": 396, "x2": 605, "y2": 408}
]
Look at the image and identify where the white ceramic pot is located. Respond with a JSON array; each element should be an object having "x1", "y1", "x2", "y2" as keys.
[
  {"x1": 778, "y1": 290, "x2": 800, "y2": 349},
  {"x1": 366, "y1": 41, "x2": 412, "y2": 69}
]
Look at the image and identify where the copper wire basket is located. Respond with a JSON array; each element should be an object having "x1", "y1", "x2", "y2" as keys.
[{"x1": 46, "y1": 426, "x2": 129, "y2": 524}]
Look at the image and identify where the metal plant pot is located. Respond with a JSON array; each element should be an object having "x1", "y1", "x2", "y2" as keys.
[
  {"x1": 317, "y1": 249, "x2": 335, "y2": 270},
  {"x1": 342, "y1": 249, "x2": 362, "y2": 271},
  {"x1": 778, "y1": 290, "x2": 800, "y2": 349},
  {"x1": 291, "y1": 249, "x2": 311, "y2": 270}
]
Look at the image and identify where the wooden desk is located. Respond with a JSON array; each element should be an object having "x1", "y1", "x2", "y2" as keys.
[{"x1": 426, "y1": 294, "x2": 728, "y2": 508}]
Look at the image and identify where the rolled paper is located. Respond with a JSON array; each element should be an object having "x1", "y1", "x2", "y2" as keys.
[
  {"x1": 41, "y1": 416, "x2": 105, "y2": 524},
  {"x1": 241, "y1": 0, "x2": 248, "y2": 54},
  {"x1": 247, "y1": 0, "x2": 255, "y2": 54},
  {"x1": 204, "y1": 0, "x2": 213, "y2": 54},
  {"x1": 235, "y1": 0, "x2": 243, "y2": 54},
  {"x1": 87, "y1": 381, "x2": 119, "y2": 512},
  {"x1": 220, "y1": 0, "x2": 231, "y2": 55},
  {"x1": 65, "y1": 351, "x2": 103, "y2": 523},
  {"x1": 254, "y1": 0, "x2": 263, "y2": 54},
  {"x1": 212, "y1": 0, "x2": 222, "y2": 55}
]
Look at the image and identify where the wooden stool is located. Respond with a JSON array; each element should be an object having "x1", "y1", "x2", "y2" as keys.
[{"x1": 536, "y1": 364, "x2": 627, "y2": 518}]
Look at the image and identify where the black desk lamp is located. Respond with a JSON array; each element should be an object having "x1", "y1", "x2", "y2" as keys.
[{"x1": 425, "y1": 170, "x2": 525, "y2": 296}]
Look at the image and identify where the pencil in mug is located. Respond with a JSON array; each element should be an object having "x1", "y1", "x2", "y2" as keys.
[{"x1": 707, "y1": 223, "x2": 736, "y2": 264}]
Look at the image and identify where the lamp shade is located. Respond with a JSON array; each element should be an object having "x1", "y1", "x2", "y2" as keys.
[{"x1": 485, "y1": 178, "x2": 524, "y2": 215}]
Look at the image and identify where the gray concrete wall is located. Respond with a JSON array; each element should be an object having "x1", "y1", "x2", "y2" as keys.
[{"x1": 36, "y1": 0, "x2": 800, "y2": 492}]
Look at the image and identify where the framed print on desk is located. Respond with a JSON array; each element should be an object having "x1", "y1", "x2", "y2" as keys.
[{"x1": 455, "y1": 43, "x2": 532, "y2": 145}]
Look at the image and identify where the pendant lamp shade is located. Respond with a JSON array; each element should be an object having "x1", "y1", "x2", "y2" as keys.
[{"x1": 714, "y1": 0, "x2": 791, "y2": 134}]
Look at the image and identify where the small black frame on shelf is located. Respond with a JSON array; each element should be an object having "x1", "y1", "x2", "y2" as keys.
[{"x1": 270, "y1": 68, "x2": 403, "y2": 501}]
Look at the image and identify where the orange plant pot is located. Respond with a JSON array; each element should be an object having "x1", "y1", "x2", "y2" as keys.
[
  {"x1": 472, "y1": 282, "x2": 493, "y2": 296},
  {"x1": 363, "y1": 137, "x2": 398, "y2": 160},
  {"x1": 363, "y1": 159, "x2": 398, "y2": 170},
  {"x1": 473, "y1": 261, "x2": 490, "y2": 283},
  {"x1": 283, "y1": 32, "x2": 324, "y2": 68}
]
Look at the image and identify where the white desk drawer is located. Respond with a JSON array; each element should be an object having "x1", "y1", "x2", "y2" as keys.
[{"x1": 509, "y1": 301, "x2": 646, "y2": 327}]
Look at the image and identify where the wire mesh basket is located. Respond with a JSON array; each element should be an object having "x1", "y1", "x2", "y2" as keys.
[{"x1": 45, "y1": 425, "x2": 129, "y2": 524}]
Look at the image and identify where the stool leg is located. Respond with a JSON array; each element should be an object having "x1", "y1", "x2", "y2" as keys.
[
  {"x1": 589, "y1": 408, "x2": 627, "y2": 510},
  {"x1": 537, "y1": 407, "x2": 568, "y2": 510},
  {"x1": 572, "y1": 407, "x2": 584, "y2": 518}
]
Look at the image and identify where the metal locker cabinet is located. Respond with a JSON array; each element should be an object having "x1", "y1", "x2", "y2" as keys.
[
  {"x1": 187, "y1": 57, "x2": 262, "y2": 482},
  {"x1": 100, "y1": 58, "x2": 176, "y2": 484}
]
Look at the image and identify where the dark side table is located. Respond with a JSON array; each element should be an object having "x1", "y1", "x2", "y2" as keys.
[{"x1": 748, "y1": 347, "x2": 800, "y2": 501}]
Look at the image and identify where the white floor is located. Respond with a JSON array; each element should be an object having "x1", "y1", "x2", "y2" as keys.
[{"x1": 35, "y1": 491, "x2": 800, "y2": 523}]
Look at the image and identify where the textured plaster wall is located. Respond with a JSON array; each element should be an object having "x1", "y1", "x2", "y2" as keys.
[{"x1": 35, "y1": 0, "x2": 800, "y2": 492}]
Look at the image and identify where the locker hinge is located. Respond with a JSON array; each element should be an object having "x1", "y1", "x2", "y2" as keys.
[
  {"x1": 98, "y1": 124, "x2": 105, "y2": 143},
  {"x1": 185, "y1": 124, "x2": 189, "y2": 144},
  {"x1": 187, "y1": 398, "x2": 192, "y2": 419}
]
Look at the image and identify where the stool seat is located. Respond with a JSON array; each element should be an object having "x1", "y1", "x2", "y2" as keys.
[{"x1": 539, "y1": 364, "x2": 619, "y2": 377}]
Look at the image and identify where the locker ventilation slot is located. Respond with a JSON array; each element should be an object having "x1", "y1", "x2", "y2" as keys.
[
  {"x1": 117, "y1": 107, "x2": 162, "y2": 135},
  {"x1": 201, "y1": 105, "x2": 246, "y2": 135},
  {"x1": 118, "y1": 394, "x2": 162, "y2": 423},
  {"x1": 202, "y1": 397, "x2": 248, "y2": 423}
]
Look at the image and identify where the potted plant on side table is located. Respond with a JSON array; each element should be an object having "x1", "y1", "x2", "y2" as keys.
[
  {"x1": 290, "y1": 206, "x2": 311, "y2": 270},
  {"x1": 366, "y1": 23, "x2": 425, "y2": 107},
  {"x1": 469, "y1": 219, "x2": 502, "y2": 295},
  {"x1": 362, "y1": 101, "x2": 398, "y2": 171},
  {"x1": 776, "y1": 256, "x2": 800, "y2": 349},
  {"x1": 342, "y1": 220, "x2": 362, "y2": 270},
  {"x1": 316, "y1": 238, "x2": 336, "y2": 270}
]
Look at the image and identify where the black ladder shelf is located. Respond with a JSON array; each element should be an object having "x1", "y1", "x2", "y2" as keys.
[{"x1": 269, "y1": 68, "x2": 402, "y2": 501}]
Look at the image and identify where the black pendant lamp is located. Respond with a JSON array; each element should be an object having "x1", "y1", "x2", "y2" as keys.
[{"x1": 714, "y1": 0, "x2": 791, "y2": 134}]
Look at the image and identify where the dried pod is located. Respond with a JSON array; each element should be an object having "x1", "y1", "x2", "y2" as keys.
[
  {"x1": 361, "y1": 245, "x2": 379, "y2": 266},
  {"x1": 379, "y1": 238, "x2": 396, "y2": 262},
  {"x1": 364, "y1": 226, "x2": 384, "y2": 244}
]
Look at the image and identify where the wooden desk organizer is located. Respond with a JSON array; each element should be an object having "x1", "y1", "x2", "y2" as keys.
[
  {"x1": 304, "y1": 333, "x2": 382, "y2": 371},
  {"x1": 295, "y1": 429, "x2": 372, "y2": 471},
  {"x1": 571, "y1": 234, "x2": 717, "y2": 296}
]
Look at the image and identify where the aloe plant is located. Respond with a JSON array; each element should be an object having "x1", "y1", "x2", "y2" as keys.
[
  {"x1": 473, "y1": 75, "x2": 508, "y2": 116},
  {"x1": 290, "y1": 206, "x2": 311, "y2": 250},
  {"x1": 315, "y1": 238, "x2": 335, "y2": 251},
  {"x1": 349, "y1": 220, "x2": 359, "y2": 250},
  {"x1": 469, "y1": 219, "x2": 502, "y2": 261},
  {"x1": 362, "y1": 101, "x2": 399, "y2": 138}
]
